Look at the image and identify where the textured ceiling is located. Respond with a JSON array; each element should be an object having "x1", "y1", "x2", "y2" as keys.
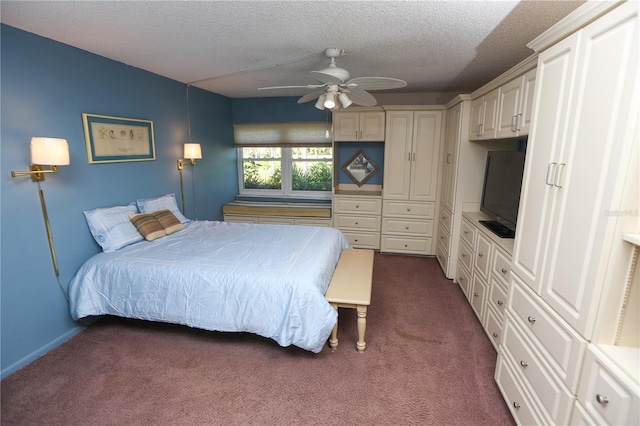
[{"x1": 1, "y1": 1, "x2": 585, "y2": 99}]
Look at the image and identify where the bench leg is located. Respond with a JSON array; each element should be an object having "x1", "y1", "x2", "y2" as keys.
[
  {"x1": 329, "y1": 303, "x2": 339, "y2": 351},
  {"x1": 356, "y1": 305, "x2": 367, "y2": 353}
]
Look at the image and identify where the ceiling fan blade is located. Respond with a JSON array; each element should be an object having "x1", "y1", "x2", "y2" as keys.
[
  {"x1": 297, "y1": 90, "x2": 325, "y2": 104},
  {"x1": 258, "y1": 84, "x2": 325, "y2": 90},
  {"x1": 346, "y1": 89, "x2": 377, "y2": 107},
  {"x1": 346, "y1": 77, "x2": 407, "y2": 91},
  {"x1": 311, "y1": 70, "x2": 345, "y2": 85}
]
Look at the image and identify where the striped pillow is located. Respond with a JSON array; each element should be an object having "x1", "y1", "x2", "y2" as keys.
[
  {"x1": 152, "y1": 209, "x2": 185, "y2": 235},
  {"x1": 129, "y1": 213, "x2": 167, "y2": 241}
]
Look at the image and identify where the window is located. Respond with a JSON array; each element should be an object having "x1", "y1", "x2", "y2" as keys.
[
  {"x1": 238, "y1": 146, "x2": 332, "y2": 199},
  {"x1": 234, "y1": 122, "x2": 333, "y2": 199}
]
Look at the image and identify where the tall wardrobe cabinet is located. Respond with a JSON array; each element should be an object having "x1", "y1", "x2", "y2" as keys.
[
  {"x1": 381, "y1": 108, "x2": 444, "y2": 255},
  {"x1": 496, "y1": 1, "x2": 640, "y2": 424}
]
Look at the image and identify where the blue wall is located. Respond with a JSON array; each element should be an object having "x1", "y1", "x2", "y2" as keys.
[{"x1": 0, "y1": 25, "x2": 238, "y2": 378}]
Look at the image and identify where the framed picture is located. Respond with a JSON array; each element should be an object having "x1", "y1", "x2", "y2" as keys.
[{"x1": 82, "y1": 113, "x2": 155, "y2": 164}]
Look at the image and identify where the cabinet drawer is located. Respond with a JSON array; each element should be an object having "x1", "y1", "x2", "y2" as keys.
[
  {"x1": 474, "y1": 232, "x2": 492, "y2": 279},
  {"x1": 333, "y1": 197, "x2": 381, "y2": 215},
  {"x1": 485, "y1": 306, "x2": 503, "y2": 351},
  {"x1": 457, "y1": 262, "x2": 472, "y2": 299},
  {"x1": 461, "y1": 218, "x2": 476, "y2": 247},
  {"x1": 502, "y1": 317, "x2": 575, "y2": 424},
  {"x1": 224, "y1": 215, "x2": 259, "y2": 224},
  {"x1": 509, "y1": 276, "x2": 587, "y2": 393},
  {"x1": 258, "y1": 217, "x2": 296, "y2": 225},
  {"x1": 383, "y1": 200, "x2": 435, "y2": 219},
  {"x1": 488, "y1": 276, "x2": 508, "y2": 319},
  {"x1": 340, "y1": 232, "x2": 380, "y2": 249},
  {"x1": 577, "y1": 346, "x2": 640, "y2": 426},
  {"x1": 294, "y1": 218, "x2": 332, "y2": 227},
  {"x1": 495, "y1": 353, "x2": 544, "y2": 426},
  {"x1": 334, "y1": 214, "x2": 380, "y2": 232},
  {"x1": 492, "y1": 246, "x2": 512, "y2": 286},
  {"x1": 470, "y1": 274, "x2": 487, "y2": 321},
  {"x1": 380, "y1": 235, "x2": 431, "y2": 254},
  {"x1": 382, "y1": 218, "x2": 433, "y2": 237},
  {"x1": 436, "y1": 242, "x2": 449, "y2": 274},
  {"x1": 458, "y1": 240, "x2": 474, "y2": 272},
  {"x1": 437, "y1": 223, "x2": 451, "y2": 252},
  {"x1": 439, "y1": 206, "x2": 453, "y2": 232}
]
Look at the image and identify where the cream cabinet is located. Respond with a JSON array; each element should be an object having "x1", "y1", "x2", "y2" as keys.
[
  {"x1": 381, "y1": 109, "x2": 443, "y2": 255},
  {"x1": 224, "y1": 215, "x2": 332, "y2": 227},
  {"x1": 495, "y1": 67, "x2": 536, "y2": 138},
  {"x1": 468, "y1": 88, "x2": 499, "y2": 140},
  {"x1": 497, "y1": 2, "x2": 640, "y2": 425},
  {"x1": 332, "y1": 110, "x2": 385, "y2": 142},
  {"x1": 457, "y1": 212, "x2": 514, "y2": 349},
  {"x1": 511, "y1": 0, "x2": 639, "y2": 340},
  {"x1": 332, "y1": 193, "x2": 382, "y2": 249}
]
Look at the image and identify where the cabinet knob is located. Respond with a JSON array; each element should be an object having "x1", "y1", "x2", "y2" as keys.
[
  {"x1": 527, "y1": 316, "x2": 536, "y2": 324},
  {"x1": 596, "y1": 394, "x2": 609, "y2": 405},
  {"x1": 355, "y1": 222, "x2": 359, "y2": 225},
  {"x1": 405, "y1": 226, "x2": 410, "y2": 230},
  {"x1": 404, "y1": 244, "x2": 408, "y2": 248},
  {"x1": 459, "y1": 277, "x2": 464, "y2": 282},
  {"x1": 492, "y1": 332, "x2": 498, "y2": 338},
  {"x1": 520, "y1": 360, "x2": 528, "y2": 368},
  {"x1": 501, "y1": 268, "x2": 508, "y2": 274},
  {"x1": 355, "y1": 205, "x2": 359, "y2": 208},
  {"x1": 497, "y1": 300, "x2": 504, "y2": 306},
  {"x1": 354, "y1": 239, "x2": 358, "y2": 242},
  {"x1": 478, "y1": 253, "x2": 484, "y2": 257},
  {"x1": 406, "y1": 208, "x2": 411, "y2": 212},
  {"x1": 464, "y1": 231, "x2": 469, "y2": 235},
  {"x1": 473, "y1": 293, "x2": 479, "y2": 297},
  {"x1": 461, "y1": 254, "x2": 466, "y2": 258},
  {"x1": 513, "y1": 402, "x2": 521, "y2": 409}
]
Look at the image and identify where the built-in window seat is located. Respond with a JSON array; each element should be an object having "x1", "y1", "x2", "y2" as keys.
[{"x1": 222, "y1": 200, "x2": 333, "y2": 227}]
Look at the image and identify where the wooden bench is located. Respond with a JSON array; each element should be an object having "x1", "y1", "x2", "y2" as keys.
[{"x1": 325, "y1": 249, "x2": 374, "y2": 352}]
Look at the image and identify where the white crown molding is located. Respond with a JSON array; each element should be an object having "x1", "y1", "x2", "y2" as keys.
[{"x1": 470, "y1": 54, "x2": 538, "y2": 99}]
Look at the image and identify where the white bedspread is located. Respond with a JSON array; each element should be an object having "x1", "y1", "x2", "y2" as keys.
[{"x1": 69, "y1": 221, "x2": 350, "y2": 353}]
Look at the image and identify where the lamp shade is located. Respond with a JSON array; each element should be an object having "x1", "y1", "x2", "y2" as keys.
[
  {"x1": 30, "y1": 137, "x2": 70, "y2": 165},
  {"x1": 339, "y1": 93, "x2": 353, "y2": 108},
  {"x1": 324, "y1": 92, "x2": 336, "y2": 109},
  {"x1": 315, "y1": 93, "x2": 326, "y2": 111},
  {"x1": 184, "y1": 143, "x2": 202, "y2": 160}
]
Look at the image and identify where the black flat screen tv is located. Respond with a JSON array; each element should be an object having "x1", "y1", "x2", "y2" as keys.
[{"x1": 479, "y1": 150, "x2": 526, "y2": 239}]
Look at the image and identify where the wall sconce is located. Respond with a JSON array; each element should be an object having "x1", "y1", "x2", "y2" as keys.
[
  {"x1": 11, "y1": 137, "x2": 70, "y2": 181},
  {"x1": 11, "y1": 137, "x2": 70, "y2": 282}
]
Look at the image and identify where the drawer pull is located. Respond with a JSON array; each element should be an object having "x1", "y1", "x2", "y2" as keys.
[
  {"x1": 404, "y1": 244, "x2": 408, "y2": 248},
  {"x1": 354, "y1": 239, "x2": 359, "y2": 242},
  {"x1": 497, "y1": 300, "x2": 504, "y2": 306},
  {"x1": 355, "y1": 205, "x2": 359, "y2": 208},
  {"x1": 473, "y1": 293, "x2": 478, "y2": 297},
  {"x1": 527, "y1": 316, "x2": 536, "y2": 324},
  {"x1": 405, "y1": 226, "x2": 409, "y2": 230},
  {"x1": 459, "y1": 277, "x2": 464, "y2": 282},
  {"x1": 464, "y1": 231, "x2": 469, "y2": 235},
  {"x1": 355, "y1": 222, "x2": 359, "y2": 225},
  {"x1": 406, "y1": 208, "x2": 411, "y2": 212},
  {"x1": 513, "y1": 402, "x2": 521, "y2": 409},
  {"x1": 501, "y1": 268, "x2": 508, "y2": 274},
  {"x1": 596, "y1": 394, "x2": 609, "y2": 405},
  {"x1": 520, "y1": 360, "x2": 528, "y2": 368},
  {"x1": 461, "y1": 254, "x2": 466, "y2": 258},
  {"x1": 492, "y1": 332, "x2": 498, "y2": 338},
  {"x1": 478, "y1": 253, "x2": 484, "y2": 257}
]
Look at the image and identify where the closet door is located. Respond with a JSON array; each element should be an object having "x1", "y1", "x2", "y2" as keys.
[
  {"x1": 511, "y1": 34, "x2": 579, "y2": 295},
  {"x1": 383, "y1": 111, "x2": 413, "y2": 200},
  {"x1": 410, "y1": 111, "x2": 442, "y2": 202}
]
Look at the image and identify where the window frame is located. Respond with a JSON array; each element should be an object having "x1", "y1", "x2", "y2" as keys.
[{"x1": 237, "y1": 146, "x2": 332, "y2": 200}]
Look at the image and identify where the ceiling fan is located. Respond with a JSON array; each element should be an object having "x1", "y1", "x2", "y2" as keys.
[{"x1": 258, "y1": 48, "x2": 407, "y2": 110}]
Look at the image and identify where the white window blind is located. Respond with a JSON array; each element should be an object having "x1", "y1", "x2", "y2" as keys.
[{"x1": 233, "y1": 122, "x2": 331, "y2": 147}]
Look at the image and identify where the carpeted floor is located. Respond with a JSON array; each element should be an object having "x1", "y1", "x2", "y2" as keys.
[{"x1": 1, "y1": 253, "x2": 514, "y2": 425}]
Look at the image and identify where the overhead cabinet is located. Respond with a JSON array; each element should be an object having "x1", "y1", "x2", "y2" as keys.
[
  {"x1": 469, "y1": 67, "x2": 536, "y2": 140},
  {"x1": 333, "y1": 110, "x2": 385, "y2": 141}
]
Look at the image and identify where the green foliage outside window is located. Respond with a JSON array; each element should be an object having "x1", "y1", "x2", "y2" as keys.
[
  {"x1": 243, "y1": 160, "x2": 281, "y2": 190},
  {"x1": 292, "y1": 162, "x2": 332, "y2": 191}
]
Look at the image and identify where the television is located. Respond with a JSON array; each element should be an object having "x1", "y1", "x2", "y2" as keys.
[{"x1": 479, "y1": 150, "x2": 526, "y2": 238}]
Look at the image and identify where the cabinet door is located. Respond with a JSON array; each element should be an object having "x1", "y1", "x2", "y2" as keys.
[
  {"x1": 383, "y1": 111, "x2": 413, "y2": 200},
  {"x1": 333, "y1": 112, "x2": 359, "y2": 141},
  {"x1": 359, "y1": 111, "x2": 386, "y2": 141},
  {"x1": 410, "y1": 111, "x2": 442, "y2": 201},
  {"x1": 517, "y1": 68, "x2": 537, "y2": 136},
  {"x1": 496, "y1": 76, "x2": 523, "y2": 139},
  {"x1": 539, "y1": 3, "x2": 639, "y2": 338},
  {"x1": 441, "y1": 103, "x2": 461, "y2": 211},
  {"x1": 479, "y1": 88, "x2": 499, "y2": 139},
  {"x1": 468, "y1": 97, "x2": 484, "y2": 140},
  {"x1": 512, "y1": 34, "x2": 579, "y2": 295}
]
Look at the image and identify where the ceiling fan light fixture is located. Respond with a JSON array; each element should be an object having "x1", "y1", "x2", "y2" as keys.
[
  {"x1": 324, "y1": 92, "x2": 336, "y2": 109},
  {"x1": 315, "y1": 93, "x2": 326, "y2": 110},
  {"x1": 338, "y1": 93, "x2": 352, "y2": 108}
]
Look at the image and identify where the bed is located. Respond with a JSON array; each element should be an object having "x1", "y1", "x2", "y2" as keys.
[{"x1": 69, "y1": 195, "x2": 350, "y2": 353}]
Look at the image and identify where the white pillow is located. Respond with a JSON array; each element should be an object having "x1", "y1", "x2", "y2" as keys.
[
  {"x1": 136, "y1": 193, "x2": 189, "y2": 224},
  {"x1": 84, "y1": 203, "x2": 143, "y2": 252}
]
